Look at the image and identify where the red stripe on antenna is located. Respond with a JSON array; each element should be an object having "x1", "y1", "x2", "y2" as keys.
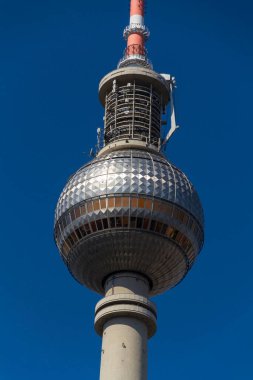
[{"x1": 130, "y1": 0, "x2": 145, "y2": 17}]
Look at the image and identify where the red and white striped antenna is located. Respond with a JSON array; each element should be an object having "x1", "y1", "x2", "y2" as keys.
[{"x1": 118, "y1": 0, "x2": 152, "y2": 68}]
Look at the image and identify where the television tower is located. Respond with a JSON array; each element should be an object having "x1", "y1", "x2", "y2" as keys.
[{"x1": 54, "y1": 1, "x2": 204, "y2": 379}]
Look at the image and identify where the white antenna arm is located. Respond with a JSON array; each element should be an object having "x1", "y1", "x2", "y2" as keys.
[{"x1": 161, "y1": 82, "x2": 180, "y2": 148}]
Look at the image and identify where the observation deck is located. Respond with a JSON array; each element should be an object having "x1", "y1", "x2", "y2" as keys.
[{"x1": 98, "y1": 66, "x2": 171, "y2": 155}]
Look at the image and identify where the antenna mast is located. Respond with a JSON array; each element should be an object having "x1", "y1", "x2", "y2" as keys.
[{"x1": 119, "y1": 0, "x2": 151, "y2": 68}]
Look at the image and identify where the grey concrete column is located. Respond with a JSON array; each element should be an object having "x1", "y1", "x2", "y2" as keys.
[{"x1": 94, "y1": 272, "x2": 157, "y2": 380}]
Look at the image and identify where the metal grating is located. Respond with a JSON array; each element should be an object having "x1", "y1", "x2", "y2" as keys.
[{"x1": 104, "y1": 82, "x2": 161, "y2": 147}]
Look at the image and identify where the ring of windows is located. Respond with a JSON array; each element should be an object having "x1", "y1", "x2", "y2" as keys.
[{"x1": 54, "y1": 195, "x2": 204, "y2": 265}]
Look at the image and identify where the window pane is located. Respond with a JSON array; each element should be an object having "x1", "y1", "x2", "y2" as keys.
[
  {"x1": 131, "y1": 198, "x2": 138, "y2": 208},
  {"x1": 62, "y1": 243, "x2": 70, "y2": 256},
  {"x1": 164, "y1": 203, "x2": 173, "y2": 215},
  {"x1": 68, "y1": 235, "x2": 75, "y2": 245},
  {"x1": 109, "y1": 217, "x2": 116, "y2": 228},
  {"x1": 70, "y1": 209, "x2": 75, "y2": 221},
  {"x1": 188, "y1": 249, "x2": 195, "y2": 261},
  {"x1": 93, "y1": 200, "x2": 100, "y2": 211},
  {"x1": 75, "y1": 207, "x2": 81, "y2": 218},
  {"x1": 173, "y1": 208, "x2": 180, "y2": 220},
  {"x1": 100, "y1": 198, "x2": 107, "y2": 209},
  {"x1": 161, "y1": 224, "x2": 167, "y2": 235},
  {"x1": 59, "y1": 221, "x2": 64, "y2": 232},
  {"x1": 178, "y1": 210, "x2": 185, "y2": 222},
  {"x1": 71, "y1": 232, "x2": 78, "y2": 242},
  {"x1": 136, "y1": 217, "x2": 143, "y2": 228},
  {"x1": 122, "y1": 197, "x2": 129, "y2": 207},
  {"x1": 159, "y1": 202, "x2": 167, "y2": 214},
  {"x1": 75, "y1": 229, "x2": 82, "y2": 239},
  {"x1": 79, "y1": 226, "x2": 86, "y2": 237},
  {"x1": 62, "y1": 217, "x2": 67, "y2": 228},
  {"x1": 172, "y1": 229, "x2": 178, "y2": 240},
  {"x1": 182, "y1": 237, "x2": 191, "y2": 251},
  {"x1": 146, "y1": 199, "x2": 152, "y2": 210},
  {"x1": 138, "y1": 198, "x2": 145, "y2": 208},
  {"x1": 115, "y1": 198, "x2": 121, "y2": 207},
  {"x1": 102, "y1": 219, "x2": 109, "y2": 229},
  {"x1": 96, "y1": 220, "x2": 103, "y2": 230},
  {"x1": 150, "y1": 220, "x2": 156, "y2": 231},
  {"x1": 80, "y1": 205, "x2": 86, "y2": 216},
  {"x1": 108, "y1": 198, "x2": 115, "y2": 208},
  {"x1": 130, "y1": 217, "x2": 136, "y2": 228},
  {"x1": 90, "y1": 221, "x2": 97, "y2": 232},
  {"x1": 153, "y1": 200, "x2": 160, "y2": 212},
  {"x1": 87, "y1": 202, "x2": 93, "y2": 213},
  {"x1": 66, "y1": 214, "x2": 71, "y2": 225},
  {"x1": 175, "y1": 231, "x2": 182, "y2": 243},
  {"x1": 155, "y1": 222, "x2": 163, "y2": 233},
  {"x1": 116, "y1": 217, "x2": 122, "y2": 227},
  {"x1": 186, "y1": 244, "x2": 193, "y2": 253},
  {"x1": 85, "y1": 224, "x2": 91, "y2": 234},
  {"x1": 122, "y1": 216, "x2": 129, "y2": 228},
  {"x1": 166, "y1": 227, "x2": 174, "y2": 238},
  {"x1": 143, "y1": 218, "x2": 150, "y2": 229}
]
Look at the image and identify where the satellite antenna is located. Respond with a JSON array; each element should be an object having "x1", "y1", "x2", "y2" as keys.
[{"x1": 160, "y1": 74, "x2": 180, "y2": 151}]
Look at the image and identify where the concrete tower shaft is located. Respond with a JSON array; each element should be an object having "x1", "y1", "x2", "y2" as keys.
[{"x1": 95, "y1": 273, "x2": 156, "y2": 380}]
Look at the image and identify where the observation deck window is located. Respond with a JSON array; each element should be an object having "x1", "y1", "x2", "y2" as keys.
[
  {"x1": 130, "y1": 217, "x2": 136, "y2": 228},
  {"x1": 122, "y1": 216, "x2": 129, "y2": 228},
  {"x1": 122, "y1": 197, "x2": 129, "y2": 207},
  {"x1": 87, "y1": 202, "x2": 93, "y2": 213},
  {"x1": 102, "y1": 219, "x2": 109, "y2": 229},
  {"x1": 56, "y1": 195, "x2": 203, "y2": 266},
  {"x1": 100, "y1": 198, "x2": 107, "y2": 209},
  {"x1": 110, "y1": 217, "x2": 116, "y2": 228},
  {"x1": 108, "y1": 198, "x2": 115, "y2": 208},
  {"x1": 93, "y1": 200, "x2": 100, "y2": 211},
  {"x1": 115, "y1": 198, "x2": 122, "y2": 208},
  {"x1": 131, "y1": 198, "x2": 138, "y2": 208}
]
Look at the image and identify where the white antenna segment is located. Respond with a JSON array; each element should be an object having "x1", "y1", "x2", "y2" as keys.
[{"x1": 160, "y1": 74, "x2": 180, "y2": 150}]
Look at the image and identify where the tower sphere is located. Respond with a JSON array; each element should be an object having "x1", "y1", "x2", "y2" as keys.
[{"x1": 54, "y1": 148, "x2": 204, "y2": 296}]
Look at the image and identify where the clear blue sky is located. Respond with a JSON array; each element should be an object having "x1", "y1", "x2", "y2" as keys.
[{"x1": 0, "y1": 0, "x2": 252, "y2": 379}]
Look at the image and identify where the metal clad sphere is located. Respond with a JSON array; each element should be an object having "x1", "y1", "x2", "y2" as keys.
[{"x1": 54, "y1": 149, "x2": 204, "y2": 295}]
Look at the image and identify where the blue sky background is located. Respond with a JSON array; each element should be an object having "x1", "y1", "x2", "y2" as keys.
[{"x1": 0, "y1": 0, "x2": 252, "y2": 379}]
